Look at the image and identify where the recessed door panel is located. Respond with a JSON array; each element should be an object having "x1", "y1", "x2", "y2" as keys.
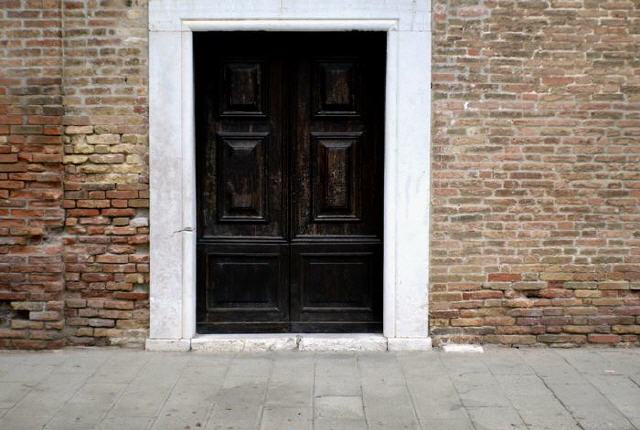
[
  {"x1": 217, "y1": 133, "x2": 269, "y2": 222},
  {"x1": 311, "y1": 132, "x2": 362, "y2": 222},
  {"x1": 197, "y1": 243, "x2": 289, "y2": 333},
  {"x1": 195, "y1": 32, "x2": 386, "y2": 333},
  {"x1": 303, "y1": 256, "x2": 369, "y2": 308},
  {"x1": 313, "y1": 60, "x2": 360, "y2": 116},
  {"x1": 208, "y1": 255, "x2": 278, "y2": 308},
  {"x1": 290, "y1": 243, "x2": 382, "y2": 332},
  {"x1": 220, "y1": 61, "x2": 266, "y2": 116}
]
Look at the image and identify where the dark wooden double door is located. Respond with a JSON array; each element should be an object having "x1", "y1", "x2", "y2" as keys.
[{"x1": 195, "y1": 32, "x2": 386, "y2": 333}]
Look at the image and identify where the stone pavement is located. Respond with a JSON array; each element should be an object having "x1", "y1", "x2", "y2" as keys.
[{"x1": 0, "y1": 347, "x2": 639, "y2": 430}]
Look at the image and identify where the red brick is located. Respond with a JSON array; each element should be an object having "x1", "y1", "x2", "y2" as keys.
[
  {"x1": 488, "y1": 273, "x2": 522, "y2": 282},
  {"x1": 588, "y1": 334, "x2": 622, "y2": 344}
]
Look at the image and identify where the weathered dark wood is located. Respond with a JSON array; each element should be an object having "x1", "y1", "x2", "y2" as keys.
[
  {"x1": 196, "y1": 33, "x2": 287, "y2": 241},
  {"x1": 195, "y1": 32, "x2": 386, "y2": 333}
]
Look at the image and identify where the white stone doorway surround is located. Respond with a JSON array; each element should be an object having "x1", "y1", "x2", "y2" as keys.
[{"x1": 147, "y1": 0, "x2": 432, "y2": 352}]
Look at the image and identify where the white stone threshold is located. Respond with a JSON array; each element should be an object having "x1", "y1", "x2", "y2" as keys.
[{"x1": 145, "y1": 334, "x2": 432, "y2": 352}]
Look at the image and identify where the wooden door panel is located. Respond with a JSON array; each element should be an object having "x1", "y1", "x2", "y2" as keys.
[
  {"x1": 200, "y1": 129, "x2": 285, "y2": 238},
  {"x1": 313, "y1": 60, "x2": 361, "y2": 116},
  {"x1": 196, "y1": 243, "x2": 289, "y2": 332},
  {"x1": 216, "y1": 133, "x2": 269, "y2": 222},
  {"x1": 196, "y1": 37, "x2": 286, "y2": 240},
  {"x1": 311, "y1": 132, "x2": 362, "y2": 222},
  {"x1": 290, "y1": 243, "x2": 382, "y2": 332},
  {"x1": 292, "y1": 245, "x2": 378, "y2": 312},
  {"x1": 220, "y1": 60, "x2": 267, "y2": 117},
  {"x1": 292, "y1": 34, "x2": 385, "y2": 240}
]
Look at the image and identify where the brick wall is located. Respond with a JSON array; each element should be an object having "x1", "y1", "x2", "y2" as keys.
[
  {"x1": 0, "y1": 0, "x2": 66, "y2": 349},
  {"x1": 61, "y1": 0, "x2": 149, "y2": 347},
  {"x1": 0, "y1": 0, "x2": 148, "y2": 349},
  {"x1": 2, "y1": 0, "x2": 639, "y2": 349},
  {"x1": 431, "y1": 0, "x2": 640, "y2": 347}
]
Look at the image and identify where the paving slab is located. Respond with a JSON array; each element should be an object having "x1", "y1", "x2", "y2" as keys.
[
  {"x1": 466, "y1": 405, "x2": 527, "y2": 430},
  {"x1": 108, "y1": 380, "x2": 175, "y2": 418},
  {"x1": 0, "y1": 382, "x2": 31, "y2": 409},
  {"x1": 151, "y1": 382, "x2": 220, "y2": 429},
  {"x1": 46, "y1": 383, "x2": 126, "y2": 429},
  {"x1": 95, "y1": 416, "x2": 154, "y2": 430},
  {"x1": 494, "y1": 374, "x2": 580, "y2": 430},
  {"x1": 314, "y1": 354, "x2": 362, "y2": 397},
  {"x1": 206, "y1": 375, "x2": 269, "y2": 430},
  {"x1": 265, "y1": 356, "x2": 314, "y2": 407},
  {"x1": 259, "y1": 406, "x2": 312, "y2": 430},
  {"x1": 361, "y1": 383, "x2": 420, "y2": 430},
  {"x1": 315, "y1": 395, "x2": 365, "y2": 420},
  {"x1": 314, "y1": 417, "x2": 368, "y2": 430}
]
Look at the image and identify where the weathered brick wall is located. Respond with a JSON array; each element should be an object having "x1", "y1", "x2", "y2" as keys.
[
  {"x1": 0, "y1": 0, "x2": 148, "y2": 349},
  {"x1": 0, "y1": 0, "x2": 66, "y2": 349},
  {"x1": 431, "y1": 0, "x2": 640, "y2": 346},
  {"x1": 62, "y1": 0, "x2": 149, "y2": 347}
]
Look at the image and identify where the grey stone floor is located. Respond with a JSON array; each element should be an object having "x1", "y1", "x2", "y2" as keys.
[{"x1": 0, "y1": 348, "x2": 639, "y2": 430}]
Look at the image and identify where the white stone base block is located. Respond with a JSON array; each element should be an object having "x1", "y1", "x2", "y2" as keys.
[
  {"x1": 191, "y1": 334, "x2": 298, "y2": 352},
  {"x1": 297, "y1": 334, "x2": 387, "y2": 352},
  {"x1": 145, "y1": 338, "x2": 191, "y2": 352},
  {"x1": 387, "y1": 337, "x2": 432, "y2": 351},
  {"x1": 442, "y1": 344, "x2": 484, "y2": 353},
  {"x1": 146, "y1": 335, "x2": 434, "y2": 352}
]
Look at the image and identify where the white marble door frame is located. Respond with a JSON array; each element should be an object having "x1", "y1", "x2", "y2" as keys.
[{"x1": 147, "y1": 0, "x2": 432, "y2": 351}]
